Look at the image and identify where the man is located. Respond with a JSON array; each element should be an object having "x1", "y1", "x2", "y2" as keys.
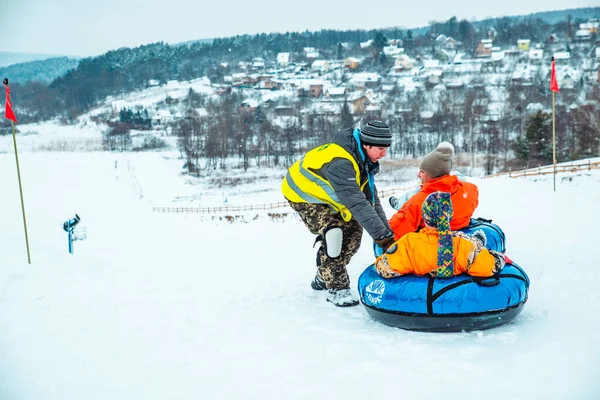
[
  {"x1": 388, "y1": 142, "x2": 479, "y2": 240},
  {"x1": 282, "y1": 121, "x2": 395, "y2": 307}
]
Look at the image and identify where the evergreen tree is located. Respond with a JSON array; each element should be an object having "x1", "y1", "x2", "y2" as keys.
[
  {"x1": 340, "y1": 97, "x2": 353, "y2": 128},
  {"x1": 514, "y1": 111, "x2": 553, "y2": 167}
]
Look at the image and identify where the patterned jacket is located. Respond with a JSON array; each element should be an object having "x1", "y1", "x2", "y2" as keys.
[{"x1": 282, "y1": 128, "x2": 391, "y2": 239}]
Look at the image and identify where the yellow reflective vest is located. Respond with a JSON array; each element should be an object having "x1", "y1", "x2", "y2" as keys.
[{"x1": 281, "y1": 143, "x2": 367, "y2": 222}]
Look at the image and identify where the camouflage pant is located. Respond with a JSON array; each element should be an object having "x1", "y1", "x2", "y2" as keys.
[{"x1": 289, "y1": 201, "x2": 363, "y2": 290}]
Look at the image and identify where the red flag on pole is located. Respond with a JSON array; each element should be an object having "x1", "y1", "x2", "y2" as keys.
[
  {"x1": 550, "y1": 57, "x2": 560, "y2": 93},
  {"x1": 4, "y1": 78, "x2": 18, "y2": 123}
]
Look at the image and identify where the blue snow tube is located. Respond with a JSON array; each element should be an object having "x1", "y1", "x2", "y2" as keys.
[
  {"x1": 359, "y1": 219, "x2": 529, "y2": 332},
  {"x1": 460, "y1": 217, "x2": 506, "y2": 253}
]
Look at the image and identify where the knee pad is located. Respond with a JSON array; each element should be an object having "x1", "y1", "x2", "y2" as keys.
[{"x1": 324, "y1": 227, "x2": 343, "y2": 258}]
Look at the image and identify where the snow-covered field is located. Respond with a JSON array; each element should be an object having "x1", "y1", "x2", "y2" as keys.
[{"x1": 1, "y1": 124, "x2": 599, "y2": 399}]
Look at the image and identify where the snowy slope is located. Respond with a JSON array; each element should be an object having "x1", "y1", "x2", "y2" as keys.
[{"x1": 1, "y1": 133, "x2": 599, "y2": 399}]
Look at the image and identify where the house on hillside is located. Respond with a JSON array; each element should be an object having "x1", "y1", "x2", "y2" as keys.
[
  {"x1": 251, "y1": 58, "x2": 265, "y2": 71},
  {"x1": 311, "y1": 60, "x2": 330, "y2": 73},
  {"x1": 580, "y1": 20, "x2": 600, "y2": 34},
  {"x1": 240, "y1": 99, "x2": 259, "y2": 113},
  {"x1": 297, "y1": 80, "x2": 325, "y2": 98},
  {"x1": 546, "y1": 33, "x2": 559, "y2": 44},
  {"x1": 554, "y1": 52, "x2": 570, "y2": 60},
  {"x1": 383, "y1": 45, "x2": 404, "y2": 57},
  {"x1": 325, "y1": 87, "x2": 346, "y2": 98},
  {"x1": 393, "y1": 54, "x2": 414, "y2": 72},
  {"x1": 349, "y1": 73, "x2": 381, "y2": 89},
  {"x1": 232, "y1": 73, "x2": 247, "y2": 87},
  {"x1": 344, "y1": 57, "x2": 360, "y2": 70},
  {"x1": 517, "y1": 39, "x2": 531, "y2": 51},
  {"x1": 303, "y1": 47, "x2": 319, "y2": 59},
  {"x1": 352, "y1": 90, "x2": 377, "y2": 114},
  {"x1": 436, "y1": 34, "x2": 459, "y2": 50},
  {"x1": 277, "y1": 53, "x2": 290, "y2": 67},
  {"x1": 214, "y1": 84, "x2": 232, "y2": 95},
  {"x1": 274, "y1": 105, "x2": 295, "y2": 116},
  {"x1": 476, "y1": 40, "x2": 493, "y2": 58},
  {"x1": 294, "y1": 64, "x2": 308, "y2": 74},
  {"x1": 528, "y1": 49, "x2": 544, "y2": 61},
  {"x1": 151, "y1": 110, "x2": 174, "y2": 127},
  {"x1": 360, "y1": 39, "x2": 373, "y2": 48},
  {"x1": 575, "y1": 29, "x2": 591, "y2": 41}
]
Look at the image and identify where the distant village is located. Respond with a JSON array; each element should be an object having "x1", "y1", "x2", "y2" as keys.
[{"x1": 145, "y1": 18, "x2": 600, "y2": 129}]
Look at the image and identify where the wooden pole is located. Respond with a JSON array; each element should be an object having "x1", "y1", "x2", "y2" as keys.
[
  {"x1": 552, "y1": 90, "x2": 556, "y2": 192},
  {"x1": 10, "y1": 120, "x2": 31, "y2": 263}
]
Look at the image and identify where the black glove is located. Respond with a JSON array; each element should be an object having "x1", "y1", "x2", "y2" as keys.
[{"x1": 374, "y1": 231, "x2": 395, "y2": 251}]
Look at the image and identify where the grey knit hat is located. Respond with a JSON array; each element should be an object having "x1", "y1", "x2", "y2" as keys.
[
  {"x1": 359, "y1": 120, "x2": 392, "y2": 147},
  {"x1": 419, "y1": 142, "x2": 454, "y2": 178}
]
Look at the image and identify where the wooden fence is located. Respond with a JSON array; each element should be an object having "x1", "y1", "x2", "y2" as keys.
[
  {"x1": 486, "y1": 160, "x2": 600, "y2": 179},
  {"x1": 153, "y1": 160, "x2": 599, "y2": 215},
  {"x1": 152, "y1": 185, "x2": 415, "y2": 214}
]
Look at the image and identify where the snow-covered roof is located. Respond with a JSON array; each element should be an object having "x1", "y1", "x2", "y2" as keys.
[
  {"x1": 195, "y1": 108, "x2": 208, "y2": 117},
  {"x1": 153, "y1": 109, "x2": 172, "y2": 119},
  {"x1": 491, "y1": 51, "x2": 505, "y2": 61},
  {"x1": 241, "y1": 99, "x2": 259, "y2": 108},
  {"x1": 554, "y1": 52, "x2": 570, "y2": 60},
  {"x1": 350, "y1": 73, "x2": 381, "y2": 84},
  {"x1": 360, "y1": 40, "x2": 373, "y2": 48},
  {"x1": 423, "y1": 60, "x2": 440, "y2": 68},
  {"x1": 526, "y1": 103, "x2": 544, "y2": 113},
  {"x1": 580, "y1": 21, "x2": 600, "y2": 29},
  {"x1": 326, "y1": 87, "x2": 346, "y2": 96},
  {"x1": 528, "y1": 49, "x2": 544, "y2": 60},
  {"x1": 277, "y1": 53, "x2": 290, "y2": 63},
  {"x1": 576, "y1": 29, "x2": 591, "y2": 38},
  {"x1": 311, "y1": 60, "x2": 329, "y2": 67}
]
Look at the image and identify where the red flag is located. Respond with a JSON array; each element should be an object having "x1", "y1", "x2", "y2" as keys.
[
  {"x1": 550, "y1": 57, "x2": 559, "y2": 93},
  {"x1": 4, "y1": 79, "x2": 18, "y2": 123}
]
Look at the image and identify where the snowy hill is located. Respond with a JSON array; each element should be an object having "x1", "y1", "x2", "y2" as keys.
[
  {"x1": 1, "y1": 125, "x2": 599, "y2": 399},
  {"x1": 0, "y1": 51, "x2": 70, "y2": 68}
]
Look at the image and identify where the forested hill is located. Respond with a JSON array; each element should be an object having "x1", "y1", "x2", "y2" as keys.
[
  {"x1": 4, "y1": 6, "x2": 600, "y2": 122},
  {"x1": 0, "y1": 57, "x2": 80, "y2": 84}
]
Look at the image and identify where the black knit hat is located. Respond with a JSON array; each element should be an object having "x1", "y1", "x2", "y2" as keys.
[{"x1": 360, "y1": 120, "x2": 392, "y2": 147}]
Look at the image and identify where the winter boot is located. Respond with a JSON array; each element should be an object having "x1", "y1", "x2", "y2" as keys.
[
  {"x1": 311, "y1": 273, "x2": 327, "y2": 291},
  {"x1": 311, "y1": 242, "x2": 328, "y2": 291},
  {"x1": 327, "y1": 288, "x2": 359, "y2": 307},
  {"x1": 472, "y1": 229, "x2": 487, "y2": 247}
]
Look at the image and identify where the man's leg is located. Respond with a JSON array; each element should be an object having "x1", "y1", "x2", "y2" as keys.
[
  {"x1": 288, "y1": 201, "x2": 354, "y2": 290},
  {"x1": 340, "y1": 218, "x2": 363, "y2": 269}
]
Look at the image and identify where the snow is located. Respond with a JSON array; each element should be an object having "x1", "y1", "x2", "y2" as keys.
[
  {"x1": 86, "y1": 77, "x2": 214, "y2": 118},
  {"x1": 1, "y1": 122, "x2": 600, "y2": 399}
]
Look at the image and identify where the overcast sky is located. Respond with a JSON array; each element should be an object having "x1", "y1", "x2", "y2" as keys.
[{"x1": 0, "y1": 0, "x2": 597, "y2": 57}]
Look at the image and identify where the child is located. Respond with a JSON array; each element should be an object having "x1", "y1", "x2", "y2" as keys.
[{"x1": 376, "y1": 191, "x2": 505, "y2": 279}]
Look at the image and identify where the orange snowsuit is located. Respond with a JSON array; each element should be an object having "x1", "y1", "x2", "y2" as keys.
[
  {"x1": 375, "y1": 228, "x2": 499, "y2": 277},
  {"x1": 389, "y1": 175, "x2": 479, "y2": 240}
]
